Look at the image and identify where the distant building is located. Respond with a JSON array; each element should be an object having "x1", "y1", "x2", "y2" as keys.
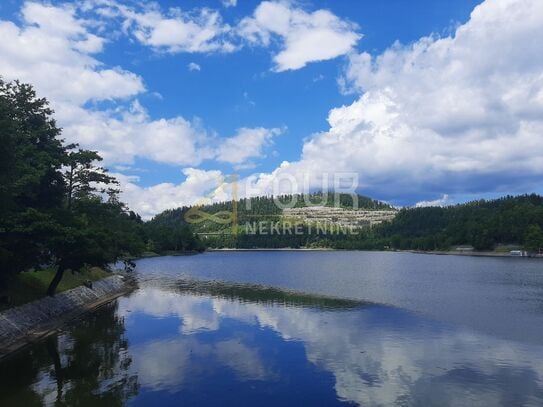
[{"x1": 455, "y1": 246, "x2": 474, "y2": 252}]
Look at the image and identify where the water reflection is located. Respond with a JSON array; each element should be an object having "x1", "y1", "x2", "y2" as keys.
[
  {"x1": 117, "y1": 280, "x2": 543, "y2": 406},
  {"x1": 174, "y1": 279, "x2": 365, "y2": 310},
  {"x1": 0, "y1": 302, "x2": 138, "y2": 406},
  {"x1": 1, "y1": 280, "x2": 543, "y2": 406},
  {"x1": 135, "y1": 252, "x2": 543, "y2": 344}
]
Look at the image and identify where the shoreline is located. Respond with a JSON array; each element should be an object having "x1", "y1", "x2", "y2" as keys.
[
  {"x1": 408, "y1": 250, "x2": 536, "y2": 258},
  {"x1": 208, "y1": 247, "x2": 334, "y2": 252},
  {"x1": 207, "y1": 247, "x2": 539, "y2": 258},
  {"x1": 0, "y1": 274, "x2": 136, "y2": 361},
  {"x1": 129, "y1": 250, "x2": 203, "y2": 260}
]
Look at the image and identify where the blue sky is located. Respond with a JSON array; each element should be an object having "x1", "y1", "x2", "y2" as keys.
[{"x1": 1, "y1": 0, "x2": 542, "y2": 218}]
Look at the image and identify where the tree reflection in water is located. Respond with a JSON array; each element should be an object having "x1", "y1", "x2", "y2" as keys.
[
  {"x1": 0, "y1": 302, "x2": 138, "y2": 406},
  {"x1": 1, "y1": 278, "x2": 543, "y2": 406}
]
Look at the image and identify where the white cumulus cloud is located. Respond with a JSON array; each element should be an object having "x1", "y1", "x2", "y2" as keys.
[
  {"x1": 0, "y1": 2, "x2": 143, "y2": 105},
  {"x1": 216, "y1": 127, "x2": 282, "y2": 166},
  {"x1": 90, "y1": 0, "x2": 236, "y2": 53},
  {"x1": 130, "y1": 9, "x2": 235, "y2": 53},
  {"x1": 415, "y1": 195, "x2": 451, "y2": 208},
  {"x1": 238, "y1": 1, "x2": 361, "y2": 71},
  {"x1": 236, "y1": 0, "x2": 543, "y2": 204},
  {"x1": 114, "y1": 168, "x2": 229, "y2": 220}
]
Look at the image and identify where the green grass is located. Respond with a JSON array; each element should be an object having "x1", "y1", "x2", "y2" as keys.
[{"x1": 0, "y1": 267, "x2": 109, "y2": 311}]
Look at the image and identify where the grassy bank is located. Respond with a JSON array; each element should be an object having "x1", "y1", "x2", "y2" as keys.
[{"x1": 0, "y1": 267, "x2": 109, "y2": 311}]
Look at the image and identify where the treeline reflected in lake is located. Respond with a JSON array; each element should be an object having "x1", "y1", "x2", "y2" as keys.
[{"x1": 1, "y1": 272, "x2": 543, "y2": 406}]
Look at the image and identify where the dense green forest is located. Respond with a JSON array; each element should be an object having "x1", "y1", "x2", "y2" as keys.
[
  {"x1": 156, "y1": 194, "x2": 543, "y2": 252},
  {"x1": 380, "y1": 195, "x2": 543, "y2": 251},
  {"x1": 0, "y1": 79, "x2": 202, "y2": 297}
]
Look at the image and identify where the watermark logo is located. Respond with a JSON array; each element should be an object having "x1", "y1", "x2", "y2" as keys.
[{"x1": 184, "y1": 174, "x2": 239, "y2": 234}]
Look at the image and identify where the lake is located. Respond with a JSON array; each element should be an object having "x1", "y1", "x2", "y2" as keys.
[{"x1": 1, "y1": 251, "x2": 542, "y2": 406}]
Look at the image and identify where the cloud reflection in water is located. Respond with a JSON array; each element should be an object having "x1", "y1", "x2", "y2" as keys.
[{"x1": 117, "y1": 281, "x2": 543, "y2": 406}]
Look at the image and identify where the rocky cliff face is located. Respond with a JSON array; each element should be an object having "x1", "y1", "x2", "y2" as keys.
[{"x1": 283, "y1": 206, "x2": 397, "y2": 228}]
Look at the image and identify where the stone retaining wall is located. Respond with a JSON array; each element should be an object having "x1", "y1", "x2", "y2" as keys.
[{"x1": 0, "y1": 274, "x2": 134, "y2": 358}]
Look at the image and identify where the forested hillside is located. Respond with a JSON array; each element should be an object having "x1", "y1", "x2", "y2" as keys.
[
  {"x1": 153, "y1": 193, "x2": 543, "y2": 252},
  {"x1": 153, "y1": 193, "x2": 395, "y2": 235},
  {"x1": 381, "y1": 194, "x2": 543, "y2": 251}
]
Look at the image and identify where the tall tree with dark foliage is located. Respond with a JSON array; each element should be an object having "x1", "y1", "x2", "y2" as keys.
[{"x1": 0, "y1": 78, "x2": 145, "y2": 295}]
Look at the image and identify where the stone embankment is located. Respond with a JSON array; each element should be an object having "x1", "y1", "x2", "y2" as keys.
[{"x1": 0, "y1": 274, "x2": 134, "y2": 359}]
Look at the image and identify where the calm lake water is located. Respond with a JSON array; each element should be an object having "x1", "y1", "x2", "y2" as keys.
[{"x1": 1, "y1": 251, "x2": 543, "y2": 406}]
